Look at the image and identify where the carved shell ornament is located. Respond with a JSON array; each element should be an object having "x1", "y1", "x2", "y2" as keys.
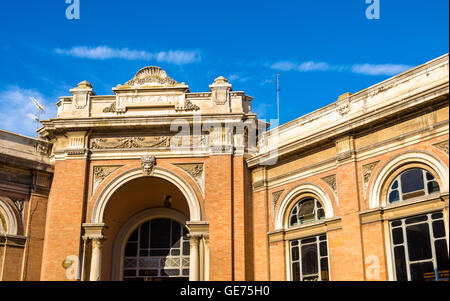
[{"x1": 121, "y1": 66, "x2": 179, "y2": 88}]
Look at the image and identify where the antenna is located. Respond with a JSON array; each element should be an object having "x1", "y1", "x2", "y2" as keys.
[
  {"x1": 276, "y1": 73, "x2": 280, "y2": 122},
  {"x1": 29, "y1": 97, "x2": 45, "y2": 137}
]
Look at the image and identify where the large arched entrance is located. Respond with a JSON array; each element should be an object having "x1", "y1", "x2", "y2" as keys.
[{"x1": 84, "y1": 166, "x2": 209, "y2": 281}]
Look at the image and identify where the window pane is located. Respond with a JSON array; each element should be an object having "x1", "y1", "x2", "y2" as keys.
[
  {"x1": 432, "y1": 220, "x2": 445, "y2": 238},
  {"x1": 301, "y1": 244, "x2": 318, "y2": 275},
  {"x1": 140, "y1": 222, "x2": 149, "y2": 249},
  {"x1": 410, "y1": 261, "x2": 434, "y2": 281},
  {"x1": 150, "y1": 219, "x2": 171, "y2": 248},
  {"x1": 301, "y1": 237, "x2": 316, "y2": 244},
  {"x1": 434, "y1": 240, "x2": 449, "y2": 275},
  {"x1": 292, "y1": 262, "x2": 300, "y2": 281},
  {"x1": 171, "y1": 223, "x2": 181, "y2": 247},
  {"x1": 405, "y1": 215, "x2": 427, "y2": 225},
  {"x1": 129, "y1": 228, "x2": 139, "y2": 242},
  {"x1": 427, "y1": 181, "x2": 440, "y2": 194},
  {"x1": 291, "y1": 246, "x2": 299, "y2": 261},
  {"x1": 319, "y1": 241, "x2": 327, "y2": 256},
  {"x1": 298, "y1": 199, "x2": 315, "y2": 216},
  {"x1": 406, "y1": 223, "x2": 432, "y2": 261},
  {"x1": 139, "y1": 269, "x2": 158, "y2": 277},
  {"x1": 391, "y1": 220, "x2": 402, "y2": 227},
  {"x1": 123, "y1": 270, "x2": 136, "y2": 277},
  {"x1": 320, "y1": 258, "x2": 329, "y2": 281},
  {"x1": 125, "y1": 242, "x2": 137, "y2": 257},
  {"x1": 392, "y1": 228, "x2": 403, "y2": 245},
  {"x1": 393, "y1": 246, "x2": 407, "y2": 281},
  {"x1": 431, "y1": 212, "x2": 443, "y2": 219},
  {"x1": 389, "y1": 190, "x2": 400, "y2": 203},
  {"x1": 425, "y1": 172, "x2": 435, "y2": 180},
  {"x1": 182, "y1": 242, "x2": 190, "y2": 255},
  {"x1": 400, "y1": 168, "x2": 424, "y2": 194},
  {"x1": 391, "y1": 180, "x2": 399, "y2": 190}
]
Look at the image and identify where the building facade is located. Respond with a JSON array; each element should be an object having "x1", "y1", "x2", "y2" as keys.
[{"x1": 0, "y1": 54, "x2": 448, "y2": 281}]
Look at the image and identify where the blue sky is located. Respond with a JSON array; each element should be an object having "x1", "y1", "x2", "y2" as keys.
[{"x1": 0, "y1": 0, "x2": 448, "y2": 137}]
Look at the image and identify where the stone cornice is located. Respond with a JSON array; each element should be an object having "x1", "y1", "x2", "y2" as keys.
[
  {"x1": 248, "y1": 80, "x2": 449, "y2": 167},
  {"x1": 39, "y1": 113, "x2": 260, "y2": 136}
]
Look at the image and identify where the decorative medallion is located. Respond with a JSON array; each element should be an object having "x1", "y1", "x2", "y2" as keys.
[{"x1": 141, "y1": 155, "x2": 156, "y2": 175}]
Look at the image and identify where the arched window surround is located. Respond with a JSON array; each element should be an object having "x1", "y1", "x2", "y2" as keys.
[
  {"x1": 0, "y1": 197, "x2": 19, "y2": 235},
  {"x1": 275, "y1": 183, "x2": 334, "y2": 231},
  {"x1": 368, "y1": 151, "x2": 449, "y2": 209}
]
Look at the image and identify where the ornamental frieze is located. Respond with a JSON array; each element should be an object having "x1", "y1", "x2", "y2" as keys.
[{"x1": 90, "y1": 136, "x2": 171, "y2": 150}]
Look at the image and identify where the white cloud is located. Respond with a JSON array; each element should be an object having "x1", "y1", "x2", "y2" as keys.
[
  {"x1": 297, "y1": 61, "x2": 331, "y2": 72},
  {"x1": 54, "y1": 46, "x2": 201, "y2": 65},
  {"x1": 270, "y1": 59, "x2": 412, "y2": 76},
  {"x1": 270, "y1": 61, "x2": 298, "y2": 71},
  {"x1": 351, "y1": 63, "x2": 413, "y2": 76},
  {"x1": 0, "y1": 86, "x2": 57, "y2": 137}
]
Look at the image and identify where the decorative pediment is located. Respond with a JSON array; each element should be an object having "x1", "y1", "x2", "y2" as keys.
[{"x1": 120, "y1": 66, "x2": 180, "y2": 88}]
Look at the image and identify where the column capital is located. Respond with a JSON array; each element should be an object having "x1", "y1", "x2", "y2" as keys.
[{"x1": 82, "y1": 223, "x2": 107, "y2": 241}]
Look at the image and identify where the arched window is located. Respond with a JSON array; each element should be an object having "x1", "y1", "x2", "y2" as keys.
[
  {"x1": 287, "y1": 197, "x2": 329, "y2": 281},
  {"x1": 289, "y1": 197, "x2": 325, "y2": 227},
  {"x1": 123, "y1": 218, "x2": 190, "y2": 281},
  {"x1": 388, "y1": 168, "x2": 440, "y2": 204}
]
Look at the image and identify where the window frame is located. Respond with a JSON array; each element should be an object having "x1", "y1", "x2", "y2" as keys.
[
  {"x1": 387, "y1": 168, "x2": 440, "y2": 204},
  {"x1": 389, "y1": 211, "x2": 449, "y2": 281},
  {"x1": 289, "y1": 234, "x2": 330, "y2": 281}
]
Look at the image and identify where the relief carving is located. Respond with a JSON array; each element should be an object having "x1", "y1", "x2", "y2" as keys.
[
  {"x1": 141, "y1": 155, "x2": 156, "y2": 175},
  {"x1": 121, "y1": 66, "x2": 179, "y2": 88},
  {"x1": 321, "y1": 174, "x2": 337, "y2": 195},
  {"x1": 271, "y1": 190, "x2": 284, "y2": 221},
  {"x1": 103, "y1": 101, "x2": 116, "y2": 113},
  {"x1": 433, "y1": 140, "x2": 449, "y2": 155},
  {"x1": 91, "y1": 136, "x2": 171, "y2": 150},
  {"x1": 92, "y1": 166, "x2": 122, "y2": 195},
  {"x1": 362, "y1": 161, "x2": 379, "y2": 196},
  {"x1": 173, "y1": 163, "x2": 204, "y2": 193}
]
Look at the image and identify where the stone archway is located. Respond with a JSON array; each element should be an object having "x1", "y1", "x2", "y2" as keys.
[{"x1": 83, "y1": 166, "x2": 208, "y2": 281}]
